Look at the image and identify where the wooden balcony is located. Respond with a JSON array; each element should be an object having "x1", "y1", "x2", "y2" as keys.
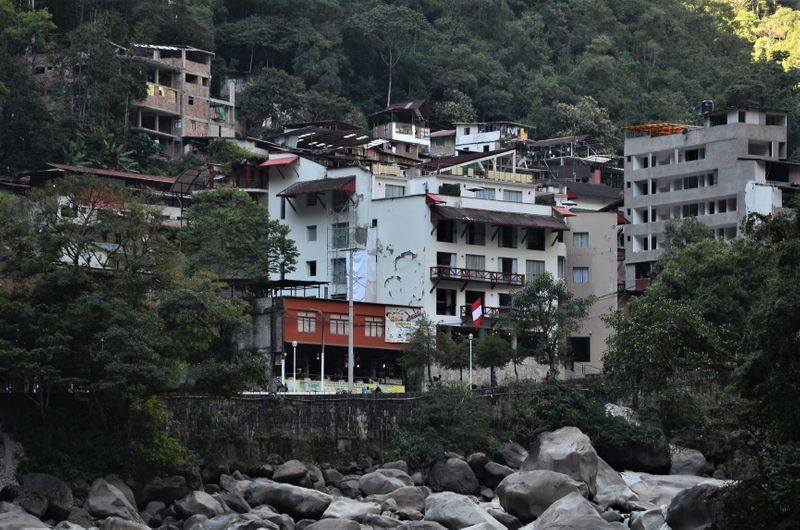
[
  {"x1": 430, "y1": 266, "x2": 524, "y2": 291},
  {"x1": 460, "y1": 305, "x2": 507, "y2": 320}
]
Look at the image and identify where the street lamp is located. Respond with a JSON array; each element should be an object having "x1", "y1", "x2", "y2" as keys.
[
  {"x1": 280, "y1": 350, "x2": 286, "y2": 389},
  {"x1": 468, "y1": 333, "x2": 474, "y2": 390},
  {"x1": 291, "y1": 340, "x2": 298, "y2": 392}
]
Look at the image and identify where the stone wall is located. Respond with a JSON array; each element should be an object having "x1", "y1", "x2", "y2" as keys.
[{"x1": 162, "y1": 393, "x2": 421, "y2": 467}]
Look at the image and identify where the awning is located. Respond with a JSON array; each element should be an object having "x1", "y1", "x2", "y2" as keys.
[
  {"x1": 259, "y1": 155, "x2": 299, "y2": 167},
  {"x1": 425, "y1": 193, "x2": 446, "y2": 204},
  {"x1": 432, "y1": 205, "x2": 569, "y2": 231},
  {"x1": 47, "y1": 163, "x2": 175, "y2": 184},
  {"x1": 552, "y1": 206, "x2": 576, "y2": 217},
  {"x1": 277, "y1": 176, "x2": 356, "y2": 197}
]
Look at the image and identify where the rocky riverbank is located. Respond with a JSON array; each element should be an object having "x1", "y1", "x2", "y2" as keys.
[{"x1": 0, "y1": 425, "x2": 729, "y2": 530}]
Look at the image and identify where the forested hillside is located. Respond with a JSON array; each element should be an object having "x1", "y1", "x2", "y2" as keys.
[{"x1": 1, "y1": 0, "x2": 800, "y2": 175}]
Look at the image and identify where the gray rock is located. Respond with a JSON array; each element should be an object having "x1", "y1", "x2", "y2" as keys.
[
  {"x1": 397, "y1": 522, "x2": 447, "y2": 530},
  {"x1": 522, "y1": 426, "x2": 598, "y2": 497},
  {"x1": 307, "y1": 464, "x2": 325, "y2": 486},
  {"x1": 141, "y1": 476, "x2": 189, "y2": 506},
  {"x1": 381, "y1": 498, "x2": 399, "y2": 513},
  {"x1": 493, "y1": 442, "x2": 528, "y2": 470},
  {"x1": 248, "y1": 464, "x2": 274, "y2": 479},
  {"x1": 101, "y1": 516, "x2": 150, "y2": 530},
  {"x1": 461, "y1": 525, "x2": 499, "y2": 530},
  {"x1": 411, "y1": 473, "x2": 424, "y2": 487},
  {"x1": 174, "y1": 491, "x2": 225, "y2": 519},
  {"x1": 485, "y1": 508, "x2": 521, "y2": 530},
  {"x1": 202, "y1": 464, "x2": 229, "y2": 485},
  {"x1": 669, "y1": 446, "x2": 707, "y2": 476},
  {"x1": 322, "y1": 497, "x2": 381, "y2": 522},
  {"x1": 273, "y1": 460, "x2": 310, "y2": 486},
  {"x1": 423, "y1": 492, "x2": 504, "y2": 529},
  {"x1": 385, "y1": 486, "x2": 429, "y2": 514},
  {"x1": 478, "y1": 487, "x2": 493, "y2": 500},
  {"x1": 363, "y1": 513, "x2": 402, "y2": 528},
  {"x1": 482, "y1": 462, "x2": 514, "y2": 490},
  {"x1": 381, "y1": 461, "x2": 409, "y2": 474},
  {"x1": 87, "y1": 478, "x2": 143, "y2": 523},
  {"x1": 529, "y1": 491, "x2": 616, "y2": 530},
  {"x1": 104, "y1": 475, "x2": 136, "y2": 511},
  {"x1": 219, "y1": 474, "x2": 252, "y2": 495},
  {"x1": 184, "y1": 512, "x2": 243, "y2": 530},
  {"x1": 322, "y1": 469, "x2": 343, "y2": 486},
  {"x1": 595, "y1": 456, "x2": 638, "y2": 509},
  {"x1": 214, "y1": 491, "x2": 250, "y2": 514},
  {"x1": 466, "y1": 453, "x2": 490, "y2": 475},
  {"x1": 339, "y1": 476, "x2": 361, "y2": 499},
  {"x1": 623, "y1": 472, "x2": 729, "y2": 507},
  {"x1": 66, "y1": 507, "x2": 94, "y2": 528},
  {"x1": 665, "y1": 483, "x2": 724, "y2": 530},
  {"x1": 231, "y1": 513, "x2": 280, "y2": 530},
  {"x1": 303, "y1": 519, "x2": 360, "y2": 530},
  {"x1": 246, "y1": 479, "x2": 332, "y2": 520},
  {"x1": 496, "y1": 470, "x2": 587, "y2": 524},
  {"x1": 602, "y1": 435, "x2": 671, "y2": 474},
  {"x1": 0, "y1": 510, "x2": 50, "y2": 529},
  {"x1": 601, "y1": 510, "x2": 624, "y2": 523},
  {"x1": 54, "y1": 522, "x2": 87, "y2": 530},
  {"x1": 20, "y1": 473, "x2": 73, "y2": 520},
  {"x1": 629, "y1": 507, "x2": 666, "y2": 530},
  {"x1": 0, "y1": 501, "x2": 23, "y2": 513},
  {"x1": 141, "y1": 501, "x2": 165, "y2": 526},
  {"x1": 295, "y1": 519, "x2": 316, "y2": 530},
  {"x1": 248, "y1": 506, "x2": 295, "y2": 530},
  {"x1": 359, "y1": 470, "x2": 414, "y2": 496},
  {"x1": 429, "y1": 458, "x2": 479, "y2": 495}
]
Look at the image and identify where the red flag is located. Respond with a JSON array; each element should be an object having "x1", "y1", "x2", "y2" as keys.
[{"x1": 471, "y1": 298, "x2": 483, "y2": 329}]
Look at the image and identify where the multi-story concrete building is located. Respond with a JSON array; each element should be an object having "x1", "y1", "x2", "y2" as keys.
[
  {"x1": 453, "y1": 121, "x2": 531, "y2": 153},
  {"x1": 130, "y1": 44, "x2": 238, "y2": 159},
  {"x1": 368, "y1": 101, "x2": 431, "y2": 160},
  {"x1": 623, "y1": 106, "x2": 791, "y2": 291}
]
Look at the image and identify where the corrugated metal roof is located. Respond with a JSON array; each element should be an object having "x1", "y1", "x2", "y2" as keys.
[
  {"x1": 259, "y1": 155, "x2": 299, "y2": 167},
  {"x1": 529, "y1": 135, "x2": 591, "y2": 147},
  {"x1": 552, "y1": 206, "x2": 576, "y2": 217},
  {"x1": 432, "y1": 205, "x2": 569, "y2": 231},
  {"x1": 277, "y1": 176, "x2": 355, "y2": 197},
  {"x1": 420, "y1": 149, "x2": 515, "y2": 171},
  {"x1": 47, "y1": 163, "x2": 175, "y2": 184},
  {"x1": 131, "y1": 43, "x2": 213, "y2": 55},
  {"x1": 430, "y1": 129, "x2": 455, "y2": 138}
]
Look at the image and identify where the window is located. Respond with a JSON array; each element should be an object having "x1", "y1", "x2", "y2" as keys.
[
  {"x1": 330, "y1": 314, "x2": 349, "y2": 335},
  {"x1": 306, "y1": 261, "x2": 316, "y2": 276},
  {"x1": 499, "y1": 257, "x2": 517, "y2": 278},
  {"x1": 365, "y1": 316, "x2": 383, "y2": 338},
  {"x1": 766, "y1": 114, "x2": 785, "y2": 127},
  {"x1": 464, "y1": 127, "x2": 471, "y2": 135},
  {"x1": 569, "y1": 337, "x2": 591, "y2": 362},
  {"x1": 475, "y1": 188, "x2": 496, "y2": 200},
  {"x1": 188, "y1": 96, "x2": 195, "y2": 105},
  {"x1": 331, "y1": 222, "x2": 349, "y2": 249},
  {"x1": 527, "y1": 228, "x2": 545, "y2": 251},
  {"x1": 526, "y1": 260, "x2": 545, "y2": 282},
  {"x1": 503, "y1": 190, "x2": 523, "y2": 202},
  {"x1": 465, "y1": 290, "x2": 484, "y2": 308},
  {"x1": 436, "y1": 289, "x2": 457, "y2": 315},
  {"x1": 306, "y1": 194, "x2": 317, "y2": 206},
  {"x1": 483, "y1": 145, "x2": 490, "y2": 152},
  {"x1": 498, "y1": 293, "x2": 512, "y2": 308},
  {"x1": 437, "y1": 252, "x2": 456, "y2": 268},
  {"x1": 280, "y1": 197, "x2": 286, "y2": 219},
  {"x1": 557, "y1": 256, "x2": 565, "y2": 279},
  {"x1": 466, "y1": 223, "x2": 485, "y2": 245},
  {"x1": 498, "y1": 226, "x2": 517, "y2": 248},
  {"x1": 332, "y1": 190, "x2": 350, "y2": 211},
  {"x1": 739, "y1": 111, "x2": 747, "y2": 123},
  {"x1": 682, "y1": 148, "x2": 705, "y2": 162},
  {"x1": 331, "y1": 258, "x2": 346, "y2": 284},
  {"x1": 297, "y1": 311, "x2": 317, "y2": 333},
  {"x1": 573, "y1": 232, "x2": 589, "y2": 248},
  {"x1": 682, "y1": 203, "x2": 699, "y2": 218},
  {"x1": 437, "y1": 220, "x2": 456, "y2": 243},
  {"x1": 307, "y1": 225, "x2": 317, "y2": 242},
  {"x1": 465, "y1": 254, "x2": 485, "y2": 271},
  {"x1": 385, "y1": 184, "x2": 405, "y2": 197},
  {"x1": 683, "y1": 175, "x2": 698, "y2": 189},
  {"x1": 572, "y1": 267, "x2": 589, "y2": 284}
]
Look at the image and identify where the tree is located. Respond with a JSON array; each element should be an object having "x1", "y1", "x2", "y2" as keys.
[
  {"x1": 433, "y1": 89, "x2": 478, "y2": 123},
  {"x1": 237, "y1": 68, "x2": 307, "y2": 134},
  {"x1": 507, "y1": 272, "x2": 595, "y2": 379},
  {"x1": 473, "y1": 332, "x2": 512, "y2": 383},
  {"x1": 436, "y1": 331, "x2": 468, "y2": 380},
  {"x1": 344, "y1": 5, "x2": 429, "y2": 106},
  {"x1": 555, "y1": 96, "x2": 620, "y2": 153},
  {"x1": 178, "y1": 188, "x2": 298, "y2": 281},
  {"x1": 657, "y1": 217, "x2": 714, "y2": 264},
  {"x1": 400, "y1": 313, "x2": 438, "y2": 387}
]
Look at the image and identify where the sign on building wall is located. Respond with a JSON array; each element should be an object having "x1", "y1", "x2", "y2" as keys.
[{"x1": 385, "y1": 307, "x2": 423, "y2": 343}]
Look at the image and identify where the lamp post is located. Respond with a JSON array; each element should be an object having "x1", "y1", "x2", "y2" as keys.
[
  {"x1": 468, "y1": 333, "x2": 474, "y2": 390},
  {"x1": 291, "y1": 340, "x2": 298, "y2": 392},
  {"x1": 313, "y1": 310, "x2": 326, "y2": 394},
  {"x1": 280, "y1": 350, "x2": 286, "y2": 389}
]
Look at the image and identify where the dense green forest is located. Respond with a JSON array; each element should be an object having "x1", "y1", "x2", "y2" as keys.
[{"x1": 1, "y1": 0, "x2": 800, "y2": 175}]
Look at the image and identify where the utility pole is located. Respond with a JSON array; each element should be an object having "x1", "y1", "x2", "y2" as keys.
[{"x1": 347, "y1": 248, "x2": 355, "y2": 392}]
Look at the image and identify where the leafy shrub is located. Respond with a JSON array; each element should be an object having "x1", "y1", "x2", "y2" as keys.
[{"x1": 128, "y1": 397, "x2": 196, "y2": 480}]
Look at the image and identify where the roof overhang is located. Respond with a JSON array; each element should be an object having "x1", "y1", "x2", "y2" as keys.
[
  {"x1": 259, "y1": 155, "x2": 299, "y2": 167},
  {"x1": 432, "y1": 205, "x2": 569, "y2": 231},
  {"x1": 552, "y1": 206, "x2": 576, "y2": 217},
  {"x1": 277, "y1": 176, "x2": 356, "y2": 197}
]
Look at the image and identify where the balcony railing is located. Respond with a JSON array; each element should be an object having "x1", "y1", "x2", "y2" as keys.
[
  {"x1": 460, "y1": 305, "x2": 508, "y2": 320},
  {"x1": 430, "y1": 266, "x2": 525, "y2": 287}
]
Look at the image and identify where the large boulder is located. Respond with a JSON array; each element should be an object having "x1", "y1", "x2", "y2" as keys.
[
  {"x1": 0, "y1": 510, "x2": 50, "y2": 529},
  {"x1": 246, "y1": 479, "x2": 332, "y2": 520},
  {"x1": 423, "y1": 492, "x2": 504, "y2": 529},
  {"x1": 382, "y1": 461, "x2": 409, "y2": 474},
  {"x1": 273, "y1": 460, "x2": 310, "y2": 486},
  {"x1": 174, "y1": 491, "x2": 225, "y2": 519},
  {"x1": 482, "y1": 462, "x2": 514, "y2": 490},
  {"x1": 485, "y1": 508, "x2": 521, "y2": 530},
  {"x1": 429, "y1": 458, "x2": 479, "y2": 495},
  {"x1": 398, "y1": 522, "x2": 447, "y2": 530},
  {"x1": 594, "y1": 456, "x2": 638, "y2": 509},
  {"x1": 140, "y1": 475, "x2": 189, "y2": 506},
  {"x1": 601, "y1": 436, "x2": 671, "y2": 474},
  {"x1": 496, "y1": 470, "x2": 587, "y2": 524},
  {"x1": 529, "y1": 492, "x2": 621, "y2": 530},
  {"x1": 304, "y1": 520, "x2": 360, "y2": 530},
  {"x1": 87, "y1": 478, "x2": 144, "y2": 523},
  {"x1": 466, "y1": 453, "x2": 490, "y2": 475},
  {"x1": 493, "y1": 442, "x2": 528, "y2": 470},
  {"x1": 629, "y1": 507, "x2": 666, "y2": 530},
  {"x1": 364, "y1": 513, "x2": 403, "y2": 528},
  {"x1": 338, "y1": 475, "x2": 361, "y2": 499},
  {"x1": 665, "y1": 483, "x2": 724, "y2": 530},
  {"x1": 669, "y1": 446, "x2": 707, "y2": 476},
  {"x1": 623, "y1": 472, "x2": 729, "y2": 507},
  {"x1": 19, "y1": 473, "x2": 74, "y2": 521},
  {"x1": 248, "y1": 506, "x2": 295, "y2": 530},
  {"x1": 219, "y1": 474, "x2": 252, "y2": 495},
  {"x1": 100, "y1": 517, "x2": 151, "y2": 530},
  {"x1": 359, "y1": 469, "x2": 414, "y2": 496},
  {"x1": 522, "y1": 427, "x2": 598, "y2": 497},
  {"x1": 369, "y1": 486, "x2": 428, "y2": 516},
  {"x1": 215, "y1": 491, "x2": 251, "y2": 514},
  {"x1": 322, "y1": 497, "x2": 380, "y2": 522}
]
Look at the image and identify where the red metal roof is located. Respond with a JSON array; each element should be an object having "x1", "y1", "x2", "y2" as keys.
[
  {"x1": 425, "y1": 193, "x2": 446, "y2": 204},
  {"x1": 432, "y1": 205, "x2": 569, "y2": 231},
  {"x1": 277, "y1": 176, "x2": 356, "y2": 197},
  {"x1": 259, "y1": 155, "x2": 299, "y2": 167},
  {"x1": 566, "y1": 188, "x2": 577, "y2": 200},
  {"x1": 47, "y1": 163, "x2": 175, "y2": 184},
  {"x1": 617, "y1": 213, "x2": 630, "y2": 225},
  {"x1": 552, "y1": 206, "x2": 576, "y2": 217}
]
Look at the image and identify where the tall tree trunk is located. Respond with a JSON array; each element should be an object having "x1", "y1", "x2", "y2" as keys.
[{"x1": 386, "y1": 50, "x2": 393, "y2": 107}]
